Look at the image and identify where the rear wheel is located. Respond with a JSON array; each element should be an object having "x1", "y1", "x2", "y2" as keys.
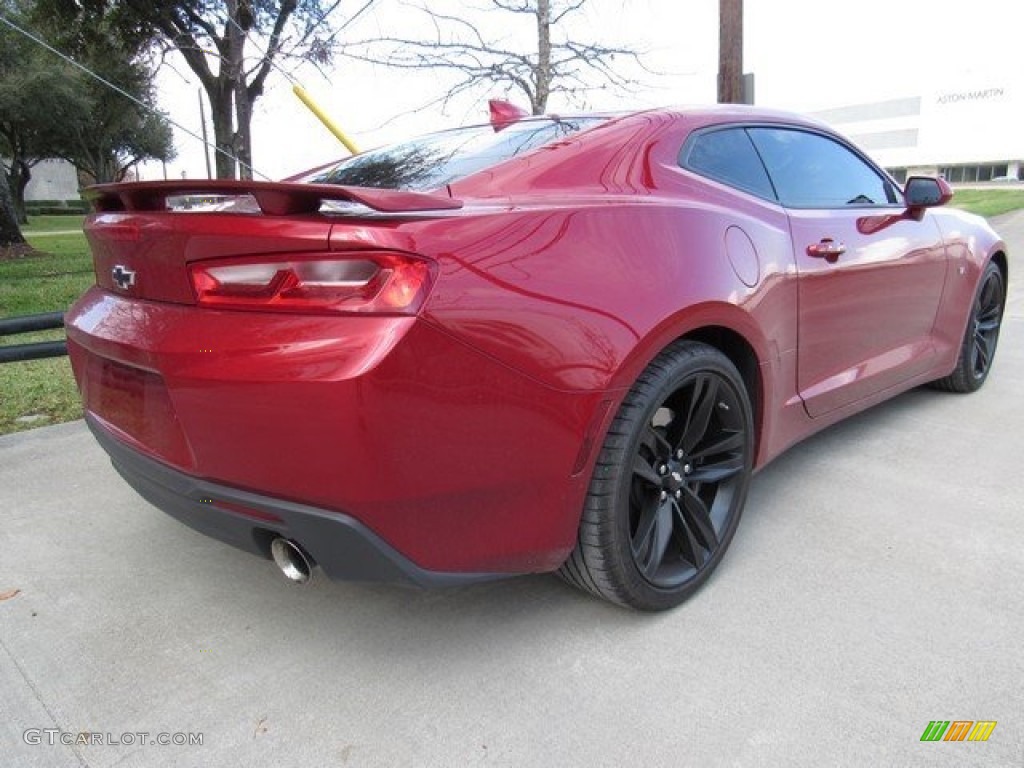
[
  {"x1": 559, "y1": 341, "x2": 754, "y2": 611},
  {"x1": 932, "y1": 261, "x2": 1005, "y2": 393}
]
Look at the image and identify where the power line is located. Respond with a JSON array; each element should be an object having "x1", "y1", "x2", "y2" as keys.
[
  {"x1": 227, "y1": 14, "x2": 299, "y2": 86},
  {"x1": 223, "y1": 0, "x2": 376, "y2": 87},
  {"x1": 224, "y1": 9, "x2": 365, "y2": 154},
  {"x1": 0, "y1": 12, "x2": 270, "y2": 181}
]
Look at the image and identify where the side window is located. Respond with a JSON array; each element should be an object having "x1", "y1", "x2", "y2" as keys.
[
  {"x1": 747, "y1": 127, "x2": 900, "y2": 208},
  {"x1": 681, "y1": 128, "x2": 776, "y2": 200}
]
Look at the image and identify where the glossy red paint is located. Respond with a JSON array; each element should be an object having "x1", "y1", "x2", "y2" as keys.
[
  {"x1": 85, "y1": 179, "x2": 462, "y2": 214},
  {"x1": 488, "y1": 98, "x2": 530, "y2": 131},
  {"x1": 66, "y1": 106, "x2": 1007, "y2": 580}
]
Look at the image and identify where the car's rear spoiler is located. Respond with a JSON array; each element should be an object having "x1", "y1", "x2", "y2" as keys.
[{"x1": 83, "y1": 180, "x2": 463, "y2": 216}]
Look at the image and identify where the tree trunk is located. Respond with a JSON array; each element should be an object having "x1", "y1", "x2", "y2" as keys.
[
  {"x1": 234, "y1": 85, "x2": 253, "y2": 180},
  {"x1": 8, "y1": 159, "x2": 30, "y2": 225},
  {"x1": 534, "y1": 0, "x2": 551, "y2": 115},
  {"x1": 0, "y1": 165, "x2": 26, "y2": 248},
  {"x1": 95, "y1": 154, "x2": 116, "y2": 184},
  {"x1": 207, "y1": 81, "x2": 237, "y2": 179},
  {"x1": 229, "y1": 2, "x2": 254, "y2": 180}
]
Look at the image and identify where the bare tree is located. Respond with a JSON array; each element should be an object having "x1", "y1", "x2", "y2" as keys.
[{"x1": 341, "y1": 0, "x2": 643, "y2": 115}]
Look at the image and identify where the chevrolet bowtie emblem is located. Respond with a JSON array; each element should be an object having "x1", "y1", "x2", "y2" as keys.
[{"x1": 111, "y1": 265, "x2": 136, "y2": 290}]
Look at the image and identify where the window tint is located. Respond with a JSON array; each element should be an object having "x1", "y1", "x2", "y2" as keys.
[
  {"x1": 682, "y1": 128, "x2": 775, "y2": 199},
  {"x1": 303, "y1": 117, "x2": 607, "y2": 191},
  {"x1": 747, "y1": 128, "x2": 899, "y2": 208}
]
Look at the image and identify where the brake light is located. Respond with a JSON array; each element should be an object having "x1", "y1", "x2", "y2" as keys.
[{"x1": 189, "y1": 252, "x2": 433, "y2": 314}]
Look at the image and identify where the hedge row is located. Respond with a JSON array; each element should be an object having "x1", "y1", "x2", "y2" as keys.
[{"x1": 26, "y1": 200, "x2": 90, "y2": 214}]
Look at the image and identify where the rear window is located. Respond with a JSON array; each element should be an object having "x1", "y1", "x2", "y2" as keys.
[{"x1": 305, "y1": 117, "x2": 607, "y2": 191}]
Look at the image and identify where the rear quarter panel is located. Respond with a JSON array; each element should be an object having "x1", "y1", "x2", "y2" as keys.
[
  {"x1": 417, "y1": 195, "x2": 796, "y2": 392},
  {"x1": 928, "y1": 207, "x2": 1007, "y2": 363},
  {"x1": 406, "y1": 188, "x2": 800, "y2": 469}
]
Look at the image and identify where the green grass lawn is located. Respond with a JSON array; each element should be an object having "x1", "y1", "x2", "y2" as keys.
[
  {"x1": 0, "y1": 239, "x2": 94, "y2": 318},
  {"x1": 0, "y1": 347, "x2": 80, "y2": 434},
  {"x1": 2, "y1": 220, "x2": 92, "y2": 434},
  {"x1": 949, "y1": 188, "x2": 1024, "y2": 218},
  {"x1": 22, "y1": 213, "x2": 87, "y2": 233}
]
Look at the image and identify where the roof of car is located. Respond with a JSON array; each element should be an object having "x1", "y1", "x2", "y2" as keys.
[
  {"x1": 523, "y1": 104, "x2": 832, "y2": 136},
  {"x1": 641, "y1": 104, "x2": 831, "y2": 129}
]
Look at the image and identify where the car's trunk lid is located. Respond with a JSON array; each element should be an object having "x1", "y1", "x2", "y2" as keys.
[{"x1": 86, "y1": 212, "x2": 343, "y2": 304}]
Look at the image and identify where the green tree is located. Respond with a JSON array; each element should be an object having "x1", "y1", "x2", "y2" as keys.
[
  {"x1": 1, "y1": 1, "x2": 173, "y2": 218},
  {"x1": 0, "y1": 2, "x2": 72, "y2": 223},
  {"x1": 39, "y1": 0, "x2": 373, "y2": 179},
  {"x1": 0, "y1": 2, "x2": 24, "y2": 246},
  {"x1": 52, "y1": 58, "x2": 176, "y2": 184}
]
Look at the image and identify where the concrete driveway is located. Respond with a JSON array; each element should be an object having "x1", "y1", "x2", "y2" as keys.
[{"x1": 3, "y1": 213, "x2": 1023, "y2": 768}]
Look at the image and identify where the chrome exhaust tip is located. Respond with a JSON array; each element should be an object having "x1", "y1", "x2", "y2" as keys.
[{"x1": 270, "y1": 537, "x2": 313, "y2": 584}]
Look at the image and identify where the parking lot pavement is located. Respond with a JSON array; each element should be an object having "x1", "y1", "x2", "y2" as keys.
[{"x1": 2, "y1": 213, "x2": 1023, "y2": 768}]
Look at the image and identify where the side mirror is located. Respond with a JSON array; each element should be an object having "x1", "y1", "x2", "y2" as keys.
[{"x1": 905, "y1": 176, "x2": 953, "y2": 208}]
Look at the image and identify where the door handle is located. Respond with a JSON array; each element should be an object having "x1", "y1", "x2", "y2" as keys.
[{"x1": 806, "y1": 238, "x2": 846, "y2": 262}]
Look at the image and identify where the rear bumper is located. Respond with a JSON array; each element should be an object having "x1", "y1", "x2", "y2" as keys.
[
  {"x1": 88, "y1": 415, "x2": 500, "y2": 587},
  {"x1": 67, "y1": 287, "x2": 609, "y2": 575}
]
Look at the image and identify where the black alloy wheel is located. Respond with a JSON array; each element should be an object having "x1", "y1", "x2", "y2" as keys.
[
  {"x1": 559, "y1": 341, "x2": 754, "y2": 611},
  {"x1": 970, "y1": 265, "x2": 1004, "y2": 380},
  {"x1": 932, "y1": 261, "x2": 1005, "y2": 393}
]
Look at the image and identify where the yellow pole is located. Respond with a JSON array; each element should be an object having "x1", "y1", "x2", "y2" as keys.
[{"x1": 292, "y1": 85, "x2": 360, "y2": 155}]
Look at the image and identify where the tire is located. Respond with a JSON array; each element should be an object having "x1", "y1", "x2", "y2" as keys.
[
  {"x1": 558, "y1": 341, "x2": 755, "y2": 611},
  {"x1": 931, "y1": 261, "x2": 1005, "y2": 393}
]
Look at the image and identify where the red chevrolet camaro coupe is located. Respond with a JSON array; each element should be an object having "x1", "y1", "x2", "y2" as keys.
[{"x1": 66, "y1": 104, "x2": 1007, "y2": 610}]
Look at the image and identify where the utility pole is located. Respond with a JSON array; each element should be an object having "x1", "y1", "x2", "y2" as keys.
[
  {"x1": 198, "y1": 89, "x2": 213, "y2": 179},
  {"x1": 718, "y1": 0, "x2": 744, "y2": 104}
]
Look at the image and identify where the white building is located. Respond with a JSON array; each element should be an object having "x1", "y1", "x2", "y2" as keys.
[
  {"x1": 20, "y1": 158, "x2": 81, "y2": 202},
  {"x1": 810, "y1": 82, "x2": 1024, "y2": 183}
]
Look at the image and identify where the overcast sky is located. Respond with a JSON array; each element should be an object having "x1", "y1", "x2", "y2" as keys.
[{"x1": 149, "y1": 0, "x2": 1024, "y2": 180}]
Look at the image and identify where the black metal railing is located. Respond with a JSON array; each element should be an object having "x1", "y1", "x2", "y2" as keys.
[{"x1": 0, "y1": 311, "x2": 67, "y2": 363}]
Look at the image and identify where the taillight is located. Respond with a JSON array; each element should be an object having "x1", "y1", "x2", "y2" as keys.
[{"x1": 189, "y1": 252, "x2": 433, "y2": 314}]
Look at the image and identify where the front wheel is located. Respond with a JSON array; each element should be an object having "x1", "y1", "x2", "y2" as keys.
[
  {"x1": 559, "y1": 341, "x2": 754, "y2": 611},
  {"x1": 931, "y1": 261, "x2": 1005, "y2": 393}
]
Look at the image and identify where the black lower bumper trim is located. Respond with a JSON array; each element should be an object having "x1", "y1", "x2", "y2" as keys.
[{"x1": 86, "y1": 415, "x2": 501, "y2": 587}]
